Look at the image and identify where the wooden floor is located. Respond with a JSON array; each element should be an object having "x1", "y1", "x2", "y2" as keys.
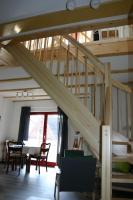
[
  {"x1": 0, "y1": 164, "x2": 132, "y2": 200},
  {"x1": 0, "y1": 164, "x2": 89, "y2": 200}
]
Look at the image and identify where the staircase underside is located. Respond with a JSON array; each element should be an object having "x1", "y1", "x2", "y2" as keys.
[{"x1": 4, "y1": 42, "x2": 100, "y2": 158}]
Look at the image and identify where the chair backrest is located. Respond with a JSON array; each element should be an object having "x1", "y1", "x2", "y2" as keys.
[
  {"x1": 60, "y1": 157, "x2": 97, "y2": 192},
  {"x1": 40, "y1": 142, "x2": 51, "y2": 158},
  {"x1": 7, "y1": 141, "x2": 23, "y2": 156}
]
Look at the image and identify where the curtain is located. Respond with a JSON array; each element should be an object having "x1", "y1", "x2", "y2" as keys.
[
  {"x1": 18, "y1": 106, "x2": 31, "y2": 142},
  {"x1": 57, "y1": 107, "x2": 68, "y2": 166}
]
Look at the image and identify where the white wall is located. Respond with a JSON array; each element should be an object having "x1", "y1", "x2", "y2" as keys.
[
  {"x1": 0, "y1": 96, "x2": 13, "y2": 160},
  {"x1": 0, "y1": 97, "x2": 13, "y2": 140},
  {"x1": 0, "y1": 0, "x2": 65, "y2": 24}
]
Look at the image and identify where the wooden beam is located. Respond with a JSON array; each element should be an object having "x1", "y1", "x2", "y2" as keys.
[
  {"x1": 4, "y1": 95, "x2": 51, "y2": 101},
  {"x1": 0, "y1": 87, "x2": 41, "y2": 92},
  {"x1": 0, "y1": 0, "x2": 133, "y2": 43},
  {"x1": 0, "y1": 48, "x2": 18, "y2": 66},
  {"x1": 12, "y1": 97, "x2": 52, "y2": 102},
  {"x1": 0, "y1": 77, "x2": 32, "y2": 83},
  {"x1": 4, "y1": 42, "x2": 100, "y2": 158},
  {"x1": 4, "y1": 92, "x2": 90, "y2": 99}
]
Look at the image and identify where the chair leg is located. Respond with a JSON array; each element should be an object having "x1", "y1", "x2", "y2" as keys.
[
  {"x1": 18, "y1": 157, "x2": 22, "y2": 175},
  {"x1": 54, "y1": 174, "x2": 60, "y2": 200},
  {"x1": 38, "y1": 159, "x2": 40, "y2": 174},
  {"x1": 6, "y1": 160, "x2": 9, "y2": 174},
  {"x1": 35, "y1": 158, "x2": 38, "y2": 170},
  {"x1": 26, "y1": 156, "x2": 31, "y2": 173},
  {"x1": 46, "y1": 159, "x2": 48, "y2": 171}
]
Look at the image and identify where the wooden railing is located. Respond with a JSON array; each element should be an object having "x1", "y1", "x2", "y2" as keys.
[{"x1": 22, "y1": 36, "x2": 106, "y2": 124}]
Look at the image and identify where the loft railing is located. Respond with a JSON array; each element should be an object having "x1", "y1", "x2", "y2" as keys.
[{"x1": 23, "y1": 36, "x2": 105, "y2": 124}]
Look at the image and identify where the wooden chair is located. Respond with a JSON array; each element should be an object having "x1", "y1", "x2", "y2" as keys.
[
  {"x1": 30, "y1": 142, "x2": 51, "y2": 174},
  {"x1": 6, "y1": 141, "x2": 24, "y2": 175},
  {"x1": 54, "y1": 156, "x2": 97, "y2": 200}
]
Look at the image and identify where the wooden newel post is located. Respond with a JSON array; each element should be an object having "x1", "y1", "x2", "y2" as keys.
[
  {"x1": 101, "y1": 63, "x2": 112, "y2": 200},
  {"x1": 101, "y1": 125, "x2": 112, "y2": 200}
]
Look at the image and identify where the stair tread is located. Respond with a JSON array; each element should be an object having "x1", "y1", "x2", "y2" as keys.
[
  {"x1": 112, "y1": 174, "x2": 133, "y2": 179},
  {"x1": 112, "y1": 154, "x2": 133, "y2": 164},
  {"x1": 112, "y1": 173, "x2": 133, "y2": 183},
  {"x1": 112, "y1": 198, "x2": 133, "y2": 200},
  {"x1": 112, "y1": 141, "x2": 131, "y2": 145}
]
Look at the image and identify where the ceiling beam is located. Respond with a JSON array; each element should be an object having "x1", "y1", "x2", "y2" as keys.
[
  {"x1": 0, "y1": 77, "x2": 32, "y2": 83},
  {"x1": 0, "y1": 0, "x2": 133, "y2": 43},
  {"x1": 0, "y1": 87, "x2": 41, "y2": 92}
]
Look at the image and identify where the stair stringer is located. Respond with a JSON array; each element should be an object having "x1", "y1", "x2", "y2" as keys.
[{"x1": 4, "y1": 43, "x2": 100, "y2": 159}]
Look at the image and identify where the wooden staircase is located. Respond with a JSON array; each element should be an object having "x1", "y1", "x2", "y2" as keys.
[
  {"x1": 1, "y1": 35, "x2": 132, "y2": 200},
  {"x1": 112, "y1": 139, "x2": 133, "y2": 199},
  {"x1": 3, "y1": 41, "x2": 100, "y2": 159}
]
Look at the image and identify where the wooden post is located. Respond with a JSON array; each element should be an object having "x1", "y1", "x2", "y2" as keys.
[
  {"x1": 101, "y1": 125, "x2": 112, "y2": 200},
  {"x1": 101, "y1": 63, "x2": 112, "y2": 200},
  {"x1": 104, "y1": 63, "x2": 112, "y2": 125},
  {"x1": 127, "y1": 93, "x2": 132, "y2": 139},
  {"x1": 130, "y1": 93, "x2": 133, "y2": 140},
  {"x1": 84, "y1": 56, "x2": 88, "y2": 106}
]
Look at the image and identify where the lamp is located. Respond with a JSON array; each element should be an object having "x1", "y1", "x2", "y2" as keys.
[
  {"x1": 66, "y1": 0, "x2": 76, "y2": 11},
  {"x1": 16, "y1": 90, "x2": 33, "y2": 98}
]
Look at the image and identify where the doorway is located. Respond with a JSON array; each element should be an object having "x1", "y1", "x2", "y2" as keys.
[{"x1": 25, "y1": 112, "x2": 58, "y2": 167}]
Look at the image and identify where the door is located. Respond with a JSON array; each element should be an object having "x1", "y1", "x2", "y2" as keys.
[{"x1": 25, "y1": 112, "x2": 58, "y2": 166}]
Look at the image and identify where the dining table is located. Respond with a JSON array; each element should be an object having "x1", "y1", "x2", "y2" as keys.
[
  {"x1": 23, "y1": 145, "x2": 40, "y2": 155},
  {"x1": 23, "y1": 144, "x2": 41, "y2": 173}
]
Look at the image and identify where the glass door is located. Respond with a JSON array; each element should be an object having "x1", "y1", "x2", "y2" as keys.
[
  {"x1": 26, "y1": 112, "x2": 58, "y2": 166},
  {"x1": 25, "y1": 114, "x2": 45, "y2": 147},
  {"x1": 46, "y1": 114, "x2": 58, "y2": 166}
]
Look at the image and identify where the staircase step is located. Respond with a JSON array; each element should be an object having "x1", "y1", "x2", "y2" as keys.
[
  {"x1": 112, "y1": 154, "x2": 133, "y2": 164},
  {"x1": 112, "y1": 173, "x2": 133, "y2": 183},
  {"x1": 112, "y1": 198, "x2": 132, "y2": 200},
  {"x1": 112, "y1": 141, "x2": 132, "y2": 153},
  {"x1": 112, "y1": 186, "x2": 133, "y2": 192}
]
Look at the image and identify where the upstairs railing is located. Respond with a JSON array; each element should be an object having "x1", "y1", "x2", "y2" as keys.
[
  {"x1": 23, "y1": 34, "x2": 132, "y2": 123},
  {"x1": 23, "y1": 36, "x2": 105, "y2": 125}
]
